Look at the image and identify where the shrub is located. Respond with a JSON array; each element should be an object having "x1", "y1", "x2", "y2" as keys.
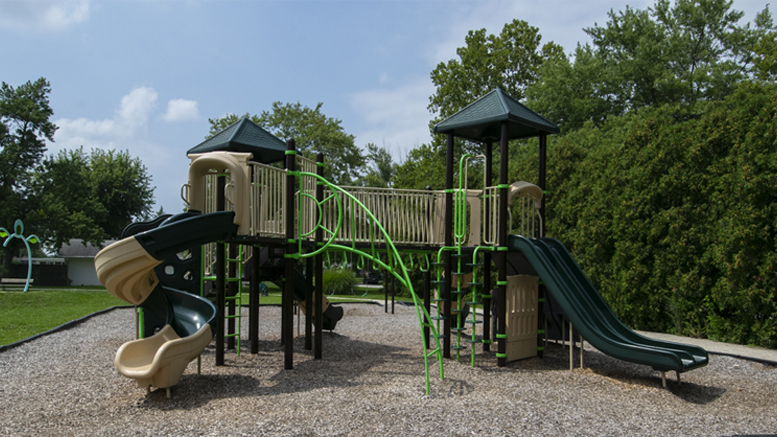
[{"x1": 322, "y1": 268, "x2": 356, "y2": 295}]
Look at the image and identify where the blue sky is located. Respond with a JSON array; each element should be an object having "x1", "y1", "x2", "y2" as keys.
[{"x1": 1, "y1": 0, "x2": 770, "y2": 214}]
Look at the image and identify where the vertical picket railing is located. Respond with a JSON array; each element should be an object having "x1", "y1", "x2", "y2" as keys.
[
  {"x1": 320, "y1": 186, "x2": 439, "y2": 245},
  {"x1": 296, "y1": 156, "x2": 318, "y2": 240},
  {"x1": 250, "y1": 163, "x2": 287, "y2": 238},
  {"x1": 202, "y1": 172, "x2": 231, "y2": 277},
  {"x1": 482, "y1": 182, "x2": 543, "y2": 246}
]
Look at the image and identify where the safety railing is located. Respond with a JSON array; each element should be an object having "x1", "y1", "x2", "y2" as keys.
[
  {"x1": 250, "y1": 163, "x2": 287, "y2": 238},
  {"x1": 288, "y1": 170, "x2": 444, "y2": 395},
  {"x1": 482, "y1": 181, "x2": 543, "y2": 245},
  {"x1": 322, "y1": 186, "x2": 440, "y2": 246},
  {"x1": 296, "y1": 155, "x2": 318, "y2": 239},
  {"x1": 202, "y1": 171, "x2": 233, "y2": 277}
]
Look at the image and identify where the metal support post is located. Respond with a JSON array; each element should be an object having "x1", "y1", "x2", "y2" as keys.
[
  {"x1": 250, "y1": 247, "x2": 260, "y2": 354},
  {"x1": 315, "y1": 152, "x2": 324, "y2": 359},
  {"x1": 443, "y1": 133, "x2": 454, "y2": 359},
  {"x1": 483, "y1": 141, "x2": 492, "y2": 353},
  {"x1": 283, "y1": 139, "x2": 296, "y2": 370},
  {"x1": 227, "y1": 243, "x2": 237, "y2": 350},
  {"x1": 497, "y1": 122, "x2": 508, "y2": 367},
  {"x1": 215, "y1": 176, "x2": 226, "y2": 366},
  {"x1": 305, "y1": 257, "x2": 313, "y2": 350}
]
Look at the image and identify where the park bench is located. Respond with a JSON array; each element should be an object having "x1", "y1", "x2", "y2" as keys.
[{"x1": 1, "y1": 278, "x2": 33, "y2": 290}]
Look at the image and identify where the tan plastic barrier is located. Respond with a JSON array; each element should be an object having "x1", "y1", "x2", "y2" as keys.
[
  {"x1": 95, "y1": 236, "x2": 214, "y2": 397},
  {"x1": 95, "y1": 237, "x2": 161, "y2": 306},
  {"x1": 115, "y1": 324, "x2": 213, "y2": 394}
]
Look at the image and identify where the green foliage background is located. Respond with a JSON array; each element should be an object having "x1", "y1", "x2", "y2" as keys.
[
  {"x1": 395, "y1": 0, "x2": 777, "y2": 348},
  {"x1": 506, "y1": 83, "x2": 776, "y2": 347}
]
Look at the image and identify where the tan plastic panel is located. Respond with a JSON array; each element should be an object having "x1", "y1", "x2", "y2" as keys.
[
  {"x1": 115, "y1": 324, "x2": 213, "y2": 390},
  {"x1": 508, "y1": 181, "x2": 543, "y2": 209},
  {"x1": 505, "y1": 274, "x2": 539, "y2": 362},
  {"x1": 94, "y1": 237, "x2": 161, "y2": 305},
  {"x1": 186, "y1": 152, "x2": 252, "y2": 235}
]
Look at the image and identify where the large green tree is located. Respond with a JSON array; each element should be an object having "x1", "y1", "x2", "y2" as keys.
[
  {"x1": 30, "y1": 147, "x2": 155, "y2": 251},
  {"x1": 0, "y1": 78, "x2": 155, "y2": 273},
  {"x1": 360, "y1": 143, "x2": 396, "y2": 188},
  {"x1": 0, "y1": 78, "x2": 57, "y2": 273},
  {"x1": 527, "y1": 0, "x2": 775, "y2": 131},
  {"x1": 517, "y1": 82, "x2": 777, "y2": 346},
  {"x1": 399, "y1": 19, "x2": 561, "y2": 192},
  {"x1": 209, "y1": 102, "x2": 365, "y2": 185},
  {"x1": 428, "y1": 19, "x2": 563, "y2": 122}
]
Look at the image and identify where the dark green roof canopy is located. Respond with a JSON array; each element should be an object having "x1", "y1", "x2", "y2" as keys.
[
  {"x1": 433, "y1": 88, "x2": 559, "y2": 142},
  {"x1": 187, "y1": 117, "x2": 286, "y2": 164}
]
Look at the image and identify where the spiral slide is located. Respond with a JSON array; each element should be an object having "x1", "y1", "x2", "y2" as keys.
[
  {"x1": 94, "y1": 211, "x2": 238, "y2": 396},
  {"x1": 509, "y1": 235, "x2": 708, "y2": 375}
]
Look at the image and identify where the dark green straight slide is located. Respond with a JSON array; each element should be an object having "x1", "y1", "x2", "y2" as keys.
[{"x1": 509, "y1": 235, "x2": 708, "y2": 373}]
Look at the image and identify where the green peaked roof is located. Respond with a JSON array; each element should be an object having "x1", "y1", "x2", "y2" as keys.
[
  {"x1": 187, "y1": 117, "x2": 287, "y2": 164},
  {"x1": 433, "y1": 88, "x2": 559, "y2": 142}
]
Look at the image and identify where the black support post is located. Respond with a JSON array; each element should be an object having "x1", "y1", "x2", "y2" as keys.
[
  {"x1": 443, "y1": 133, "x2": 454, "y2": 359},
  {"x1": 537, "y1": 132, "x2": 548, "y2": 358},
  {"x1": 314, "y1": 152, "x2": 324, "y2": 359},
  {"x1": 538, "y1": 133, "x2": 547, "y2": 225},
  {"x1": 283, "y1": 139, "x2": 296, "y2": 370},
  {"x1": 305, "y1": 256, "x2": 313, "y2": 350},
  {"x1": 250, "y1": 245, "x2": 260, "y2": 354},
  {"x1": 227, "y1": 243, "x2": 237, "y2": 350},
  {"x1": 215, "y1": 176, "x2": 226, "y2": 366},
  {"x1": 497, "y1": 122, "x2": 509, "y2": 367},
  {"x1": 483, "y1": 141, "x2": 493, "y2": 352}
]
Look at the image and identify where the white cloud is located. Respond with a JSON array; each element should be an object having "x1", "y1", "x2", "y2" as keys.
[
  {"x1": 0, "y1": 0, "x2": 90, "y2": 32},
  {"x1": 53, "y1": 86, "x2": 158, "y2": 151},
  {"x1": 350, "y1": 78, "x2": 435, "y2": 161},
  {"x1": 162, "y1": 99, "x2": 200, "y2": 122}
]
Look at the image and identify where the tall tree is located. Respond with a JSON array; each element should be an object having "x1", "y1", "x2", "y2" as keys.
[
  {"x1": 0, "y1": 78, "x2": 56, "y2": 273},
  {"x1": 361, "y1": 143, "x2": 395, "y2": 188},
  {"x1": 209, "y1": 102, "x2": 365, "y2": 185},
  {"x1": 527, "y1": 0, "x2": 775, "y2": 131},
  {"x1": 428, "y1": 19, "x2": 563, "y2": 121},
  {"x1": 30, "y1": 147, "x2": 155, "y2": 251},
  {"x1": 426, "y1": 19, "x2": 563, "y2": 160}
]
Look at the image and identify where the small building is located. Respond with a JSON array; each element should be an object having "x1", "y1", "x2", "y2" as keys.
[
  {"x1": 9, "y1": 257, "x2": 68, "y2": 286},
  {"x1": 58, "y1": 239, "x2": 116, "y2": 286}
]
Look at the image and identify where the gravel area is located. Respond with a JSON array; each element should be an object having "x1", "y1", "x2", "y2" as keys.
[{"x1": 1, "y1": 303, "x2": 776, "y2": 436}]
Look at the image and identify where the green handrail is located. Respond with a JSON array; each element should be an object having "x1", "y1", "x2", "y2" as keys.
[{"x1": 288, "y1": 170, "x2": 444, "y2": 395}]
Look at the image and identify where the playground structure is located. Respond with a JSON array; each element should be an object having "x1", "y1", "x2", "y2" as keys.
[{"x1": 95, "y1": 88, "x2": 708, "y2": 397}]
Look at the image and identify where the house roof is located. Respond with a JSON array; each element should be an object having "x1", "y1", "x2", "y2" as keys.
[
  {"x1": 187, "y1": 117, "x2": 287, "y2": 164},
  {"x1": 433, "y1": 88, "x2": 560, "y2": 142},
  {"x1": 58, "y1": 239, "x2": 117, "y2": 258}
]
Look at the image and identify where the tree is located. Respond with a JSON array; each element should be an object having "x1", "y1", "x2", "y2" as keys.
[
  {"x1": 361, "y1": 143, "x2": 396, "y2": 188},
  {"x1": 428, "y1": 19, "x2": 563, "y2": 121},
  {"x1": 527, "y1": 0, "x2": 775, "y2": 131},
  {"x1": 525, "y1": 44, "x2": 624, "y2": 132},
  {"x1": 426, "y1": 19, "x2": 563, "y2": 161},
  {"x1": 30, "y1": 147, "x2": 155, "y2": 251},
  {"x1": 392, "y1": 143, "x2": 446, "y2": 190},
  {"x1": 0, "y1": 78, "x2": 56, "y2": 274},
  {"x1": 209, "y1": 102, "x2": 365, "y2": 185},
  {"x1": 751, "y1": 6, "x2": 777, "y2": 81}
]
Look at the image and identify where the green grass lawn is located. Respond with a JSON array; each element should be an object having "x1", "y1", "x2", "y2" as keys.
[
  {"x1": 0, "y1": 287, "x2": 126, "y2": 346},
  {"x1": 0, "y1": 284, "x2": 414, "y2": 346}
]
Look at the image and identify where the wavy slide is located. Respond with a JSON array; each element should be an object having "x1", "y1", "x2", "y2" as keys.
[
  {"x1": 95, "y1": 211, "x2": 238, "y2": 396},
  {"x1": 508, "y1": 235, "x2": 708, "y2": 375}
]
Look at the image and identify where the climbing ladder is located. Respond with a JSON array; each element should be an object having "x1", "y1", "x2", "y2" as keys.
[
  {"x1": 201, "y1": 243, "x2": 244, "y2": 355},
  {"x1": 430, "y1": 154, "x2": 492, "y2": 364}
]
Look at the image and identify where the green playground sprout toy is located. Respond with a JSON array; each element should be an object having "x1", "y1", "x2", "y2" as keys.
[{"x1": 0, "y1": 219, "x2": 39, "y2": 292}]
